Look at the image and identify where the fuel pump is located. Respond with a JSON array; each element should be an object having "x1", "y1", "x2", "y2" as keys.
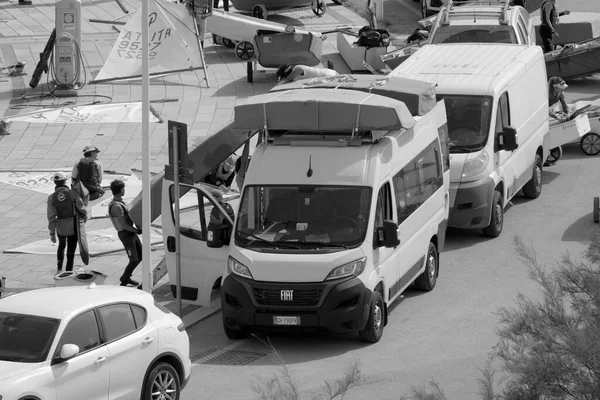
[{"x1": 54, "y1": 0, "x2": 82, "y2": 92}]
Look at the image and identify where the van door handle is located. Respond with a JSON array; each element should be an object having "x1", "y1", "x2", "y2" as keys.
[
  {"x1": 94, "y1": 356, "x2": 107, "y2": 364},
  {"x1": 142, "y1": 337, "x2": 155, "y2": 345}
]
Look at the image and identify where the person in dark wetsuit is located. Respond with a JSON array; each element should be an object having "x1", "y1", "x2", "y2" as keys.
[
  {"x1": 539, "y1": 0, "x2": 570, "y2": 53},
  {"x1": 47, "y1": 171, "x2": 87, "y2": 274}
]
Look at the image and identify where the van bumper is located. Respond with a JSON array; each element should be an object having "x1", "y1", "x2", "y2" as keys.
[
  {"x1": 221, "y1": 274, "x2": 372, "y2": 334},
  {"x1": 448, "y1": 177, "x2": 494, "y2": 229}
]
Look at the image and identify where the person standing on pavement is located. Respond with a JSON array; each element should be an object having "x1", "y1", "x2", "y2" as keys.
[
  {"x1": 72, "y1": 145, "x2": 105, "y2": 201},
  {"x1": 108, "y1": 179, "x2": 142, "y2": 287},
  {"x1": 539, "y1": 0, "x2": 570, "y2": 53},
  {"x1": 47, "y1": 171, "x2": 87, "y2": 274}
]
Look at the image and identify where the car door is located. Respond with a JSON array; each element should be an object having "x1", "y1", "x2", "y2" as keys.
[
  {"x1": 98, "y1": 303, "x2": 158, "y2": 400},
  {"x1": 162, "y1": 182, "x2": 237, "y2": 306},
  {"x1": 52, "y1": 310, "x2": 109, "y2": 400}
]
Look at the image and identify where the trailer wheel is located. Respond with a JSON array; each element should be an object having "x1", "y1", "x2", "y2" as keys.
[
  {"x1": 580, "y1": 132, "x2": 600, "y2": 156},
  {"x1": 594, "y1": 197, "x2": 599, "y2": 223},
  {"x1": 252, "y1": 4, "x2": 267, "y2": 19},
  {"x1": 235, "y1": 41, "x2": 255, "y2": 60},
  {"x1": 547, "y1": 146, "x2": 562, "y2": 163},
  {"x1": 312, "y1": 0, "x2": 326, "y2": 15}
]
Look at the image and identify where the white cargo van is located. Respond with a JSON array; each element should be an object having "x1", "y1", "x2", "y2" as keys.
[
  {"x1": 161, "y1": 80, "x2": 450, "y2": 343},
  {"x1": 389, "y1": 43, "x2": 549, "y2": 237}
]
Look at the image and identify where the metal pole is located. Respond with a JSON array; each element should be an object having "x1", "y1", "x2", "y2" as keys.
[
  {"x1": 141, "y1": 0, "x2": 152, "y2": 293},
  {"x1": 172, "y1": 127, "x2": 183, "y2": 317}
]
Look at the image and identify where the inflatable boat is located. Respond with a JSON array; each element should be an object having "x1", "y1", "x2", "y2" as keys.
[{"x1": 545, "y1": 37, "x2": 600, "y2": 80}]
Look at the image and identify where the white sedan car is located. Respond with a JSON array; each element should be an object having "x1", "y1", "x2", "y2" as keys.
[{"x1": 0, "y1": 284, "x2": 191, "y2": 400}]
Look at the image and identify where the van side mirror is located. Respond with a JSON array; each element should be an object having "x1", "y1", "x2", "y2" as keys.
[
  {"x1": 498, "y1": 126, "x2": 518, "y2": 151},
  {"x1": 378, "y1": 220, "x2": 400, "y2": 248}
]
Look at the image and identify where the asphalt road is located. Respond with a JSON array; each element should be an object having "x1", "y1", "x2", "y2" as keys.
[{"x1": 180, "y1": 1, "x2": 600, "y2": 399}]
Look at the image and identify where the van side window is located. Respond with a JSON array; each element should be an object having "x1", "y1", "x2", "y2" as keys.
[
  {"x1": 495, "y1": 92, "x2": 511, "y2": 151},
  {"x1": 392, "y1": 160, "x2": 421, "y2": 224},
  {"x1": 374, "y1": 183, "x2": 393, "y2": 245},
  {"x1": 169, "y1": 186, "x2": 207, "y2": 241}
]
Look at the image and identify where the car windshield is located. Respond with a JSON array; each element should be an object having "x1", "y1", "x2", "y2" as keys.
[
  {"x1": 0, "y1": 312, "x2": 60, "y2": 363},
  {"x1": 431, "y1": 25, "x2": 516, "y2": 44},
  {"x1": 235, "y1": 185, "x2": 372, "y2": 250},
  {"x1": 437, "y1": 94, "x2": 493, "y2": 153}
]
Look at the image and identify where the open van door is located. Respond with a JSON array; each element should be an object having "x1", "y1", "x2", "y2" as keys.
[{"x1": 161, "y1": 179, "x2": 240, "y2": 306}]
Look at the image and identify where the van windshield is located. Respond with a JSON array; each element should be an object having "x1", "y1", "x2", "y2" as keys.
[
  {"x1": 431, "y1": 25, "x2": 516, "y2": 44},
  {"x1": 235, "y1": 185, "x2": 372, "y2": 250},
  {"x1": 437, "y1": 94, "x2": 493, "y2": 153}
]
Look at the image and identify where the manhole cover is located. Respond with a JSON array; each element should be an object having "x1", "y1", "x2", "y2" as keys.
[{"x1": 191, "y1": 349, "x2": 267, "y2": 366}]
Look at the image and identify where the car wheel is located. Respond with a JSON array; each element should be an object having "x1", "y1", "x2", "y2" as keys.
[
  {"x1": 581, "y1": 132, "x2": 600, "y2": 155},
  {"x1": 143, "y1": 362, "x2": 181, "y2": 400},
  {"x1": 482, "y1": 191, "x2": 503, "y2": 238},
  {"x1": 414, "y1": 241, "x2": 438, "y2": 291},
  {"x1": 594, "y1": 196, "x2": 599, "y2": 223},
  {"x1": 359, "y1": 290, "x2": 384, "y2": 343},
  {"x1": 522, "y1": 154, "x2": 543, "y2": 199}
]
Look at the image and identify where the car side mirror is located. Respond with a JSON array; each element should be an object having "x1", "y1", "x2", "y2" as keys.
[
  {"x1": 498, "y1": 126, "x2": 518, "y2": 151},
  {"x1": 53, "y1": 344, "x2": 79, "y2": 364},
  {"x1": 380, "y1": 220, "x2": 400, "y2": 248}
]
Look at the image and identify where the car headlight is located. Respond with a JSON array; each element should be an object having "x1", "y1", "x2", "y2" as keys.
[
  {"x1": 325, "y1": 258, "x2": 366, "y2": 281},
  {"x1": 227, "y1": 256, "x2": 253, "y2": 279},
  {"x1": 461, "y1": 149, "x2": 489, "y2": 181}
]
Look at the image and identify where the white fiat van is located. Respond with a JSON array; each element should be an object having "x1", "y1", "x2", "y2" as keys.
[
  {"x1": 161, "y1": 80, "x2": 450, "y2": 343},
  {"x1": 389, "y1": 43, "x2": 549, "y2": 237}
]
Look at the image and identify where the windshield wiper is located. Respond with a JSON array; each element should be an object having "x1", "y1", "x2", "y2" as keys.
[
  {"x1": 294, "y1": 240, "x2": 349, "y2": 249},
  {"x1": 238, "y1": 232, "x2": 300, "y2": 249}
]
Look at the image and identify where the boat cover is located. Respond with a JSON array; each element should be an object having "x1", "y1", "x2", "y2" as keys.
[
  {"x1": 233, "y1": 88, "x2": 416, "y2": 132},
  {"x1": 270, "y1": 75, "x2": 436, "y2": 116},
  {"x1": 545, "y1": 37, "x2": 600, "y2": 80}
]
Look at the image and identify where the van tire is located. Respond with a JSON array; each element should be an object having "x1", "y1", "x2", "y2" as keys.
[
  {"x1": 482, "y1": 191, "x2": 503, "y2": 238},
  {"x1": 522, "y1": 154, "x2": 543, "y2": 199},
  {"x1": 223, "y1": 320, "x2": 249, "y2": 340},
  {"x1": 359, "y1": 291, "x2": 384, "y2": 343},
  {"x1": 414, "y1": 242, "x2": 438, "y2": 291}
]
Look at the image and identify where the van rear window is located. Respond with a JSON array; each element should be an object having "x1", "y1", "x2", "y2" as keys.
[{"x1": 431, "y1": 25, "x2": 516, "y2": 44}]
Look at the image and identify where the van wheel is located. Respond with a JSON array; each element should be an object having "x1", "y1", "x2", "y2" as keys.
[
  {"x1": 522, "y1": 154, "x2": 543, "y2": 199},
  {"x1": 143, "y1": 362, "x2": 181, "y2": 400},
  {"x1": 359, "y1": 291, "x2": 384, "y2": 343},
  {"x1": 414, "y1": 242, "x2": 438, "y2": 291},
  {"x1": 223, "y1": 319, "x2": 249, "y2": 340},
  {"x1": 482, "y1": 191, "x2": 503, "y2": 238}
]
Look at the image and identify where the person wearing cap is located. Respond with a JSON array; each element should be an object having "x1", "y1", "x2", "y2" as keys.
[
  {"x1": 47, "y1": 171, "x2": 87, "y2": 274},
  {"x1": 539, "y1": 0, "x2": 570, "y2": 53},
  {"x1": 207, "y1": 190, "x2": 235, "y2": 248},
  {"x1": 108, "y1": 179, "x2": 143, "y2": 287},
  {"x1": 72, "y1": 145, "x2": 105, "y2": 201},
  {"x1": 275, "y1": 64, "x2": 338, "y2": 85},
  {"x1": 203, "y1": 155, "x2": 237, "y2": 188},
  {"x1": 548, "y1": 76, "x2": 570, "y2": 120}
]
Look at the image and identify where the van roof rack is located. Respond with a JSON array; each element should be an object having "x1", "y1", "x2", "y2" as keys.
[
  {"x1": 266, "y1": 129, "x2": 391, "y2": 146},
  {"x1": 440, "y1": 0, "x2": 511, "y2": 26}
]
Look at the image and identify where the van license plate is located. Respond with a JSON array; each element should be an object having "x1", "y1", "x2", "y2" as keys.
[{"x1": 273, "y1": 316, "x2": 300, "y2": 326}]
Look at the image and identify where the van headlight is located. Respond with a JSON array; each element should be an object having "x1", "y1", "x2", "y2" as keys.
[
  {"x1": 461, "y1": 149, "x2": 489, "y2": 181},
  {"x1": 325, "y1": 258, "x2": 366, "y2": 281},
  {"x1": 227, "y1": 256, "x2": 253, "y2": 279}
]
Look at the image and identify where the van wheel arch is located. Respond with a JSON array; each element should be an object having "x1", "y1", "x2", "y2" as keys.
[{"x1": 373, "y1": 282, "x2": 387, "y2": 326}]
